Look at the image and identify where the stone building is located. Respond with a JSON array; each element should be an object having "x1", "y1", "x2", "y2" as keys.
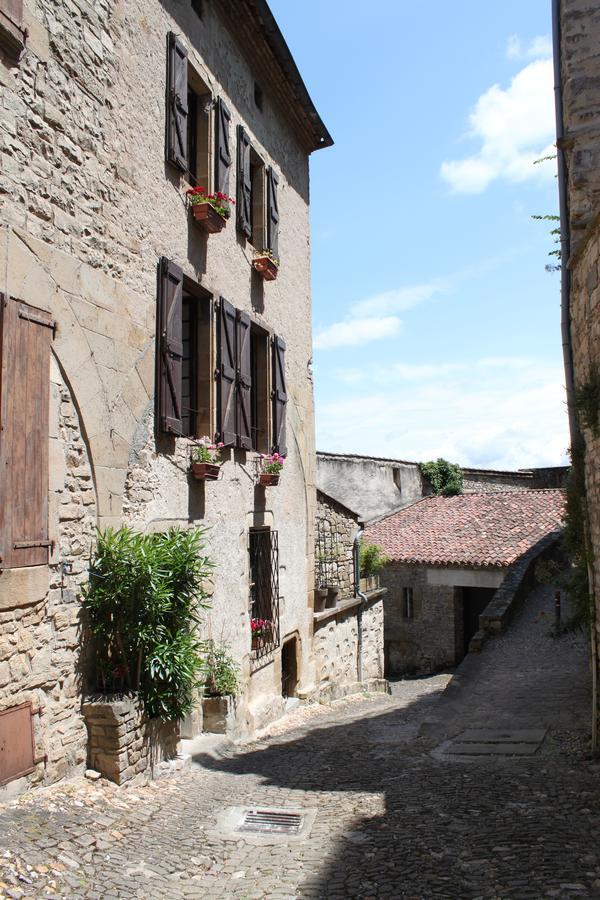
[
  {"x1": 313, "y1": 491, "x2": 385, "y2": 697},
  {"x1": 555, "y1": 0, "x2": 600, "y2": 746},
  {"x1": 0, "y1": 0, "x2": 333, "y2": 792},
  {"x1": 366, "y1": 491, "x2": 564, "y2": 676},
  {"x1": 317, "y1": 451, "x2": 568, "y2": 523}
]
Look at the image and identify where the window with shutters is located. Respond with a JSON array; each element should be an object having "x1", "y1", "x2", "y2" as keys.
[
  {"x1": 0, "y1": 0, "x2": 25, "y2": 57},
  {"x1": 186, "y1": 68, "x2": 212, "y2": 190},
  {"x1": 237, "y1": 128, "x2": 266, "y2": 248},
  {"x1": 217, "y1": 299, "x2": 279, "y2": 453},
  {"x1": 166, "y1": 32, "x2": 216, "y2": 193},
  {"x1": 156, "y1": 259, "x2": 213, "y2": 440},
  {"x1": 0, "y1": 295, "x2": 53, "y2": 569}
]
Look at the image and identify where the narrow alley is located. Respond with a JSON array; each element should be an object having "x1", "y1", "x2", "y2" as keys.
[{"x1": 0, "y1": 583, "x2": 596, "y2": 900}]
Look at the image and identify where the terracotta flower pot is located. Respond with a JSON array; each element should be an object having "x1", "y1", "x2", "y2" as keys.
[
  {"x1": 252, "y1": 256, "x2": 278, "y2": 281},
  {"x1": 259, "y1": 473, "x2": 280, "y2": 486},
  {"x1": 314, "y1": 587, "x2": 328, "y2": 613},
  {"x1": 191, "y1": 462, "x2": 220, "y2": 480},
  {"x1": 191, "y1": 203, "x2": 227, "y2": 234},
  {"x1": 325, "y1": 586, "x2": 339, "y2": 609}
]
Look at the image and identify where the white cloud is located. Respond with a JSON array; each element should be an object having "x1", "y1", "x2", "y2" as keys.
[
  {"x1": 351, "y1": 281, "x2": 446, "y2": 317},
  {"x1": 440, "y1": 58, "x2": 556, "y2": 194},
  {"x1": 506, "y1": 34, "x2": 552, "y2": 61},
  {"x1": 313, "y1": 316, "x2": 401, "y2": 350},
  {"x1": 316, "y1": 357, "x2": 569, "y2": 469}
]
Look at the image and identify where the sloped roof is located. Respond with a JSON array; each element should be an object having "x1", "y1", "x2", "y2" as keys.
[{"x1": 365, "y1": 490, "x2": 565, "y2": 569}]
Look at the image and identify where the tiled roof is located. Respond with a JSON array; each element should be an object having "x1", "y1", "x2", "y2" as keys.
[{"x1": 365, "y1": 490, "x2": 565, "y2": 569}]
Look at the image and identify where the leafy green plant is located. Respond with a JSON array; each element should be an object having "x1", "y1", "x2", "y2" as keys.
[
  {"x1": 536, "y1": 443, "x2": 592, "y2": 633},
  {"x1": 204, "y1": 641, "x2": 239, "y2": 697},
  {"x1": 419, "y1": 458, "x2": 463, "y2": 496},
  {"x1": 82, "y1": 526, "x2": 213, "y2": 720},
  {"x1": 575, "y1": 363, "x2": 600, "y2": 437},
  {"x1": 359, "y1": 542, "x2": 390, "y2": 578}
]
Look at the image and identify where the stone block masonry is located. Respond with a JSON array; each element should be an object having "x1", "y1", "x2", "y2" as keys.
[
  {"x1": 82, "y1": 694, "x2": 179, "y2": 786},
  {"x1": 0, "y1": 361, "x2": 96, "y2": 794}
]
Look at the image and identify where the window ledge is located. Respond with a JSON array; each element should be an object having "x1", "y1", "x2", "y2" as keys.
[
  {"x1": 313, "y1": 588, "x2": 387, "y2": 624},
  {"x1": 0, "y1": 13, "x2": 26, "y2": 59}
]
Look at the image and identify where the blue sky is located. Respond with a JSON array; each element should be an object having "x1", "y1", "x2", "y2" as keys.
[{"x1": 270, "y1": 0, "x2": 567, "y2": 470}]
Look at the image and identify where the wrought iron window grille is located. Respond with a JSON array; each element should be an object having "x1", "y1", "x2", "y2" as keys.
[{"x1": 249, "y1": 528, "x2": 280, "y2": 660}]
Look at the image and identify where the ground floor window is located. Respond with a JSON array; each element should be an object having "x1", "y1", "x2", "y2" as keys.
[
  {"x1": 403, "y1": 586, "x2": 414, "y2": 619},
  {"x1": 249, "y1": 527, "x2": 280, "y2": 659}
]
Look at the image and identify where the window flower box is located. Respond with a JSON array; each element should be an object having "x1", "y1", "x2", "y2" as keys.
[
  {"x1": 190, "y1": 437, "x2": 224, "y2": 480},
  {"x1": 258, "y1": 452, "x2": 284, "y2": 486},
  {"x1": 259, "y1": 473, "x2": 279, "y2": 486},
  {"x1": 187, "y1": 187, "x2": 234, "y2": 234},
  {"x1": 252, "y1": 250, "x2": 279, "y2": 281},
  {"x1": 192, "y1": 462, "x2": 220, "y2": 481},
  {"x1": 359, "y1": 575, "x2": 380, "y2": 593}
]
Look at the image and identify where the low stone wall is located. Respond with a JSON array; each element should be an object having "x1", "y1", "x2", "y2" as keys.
[
  {"x1": 471, "y1": 533, "x2": 562, "y2": 649},
  {"x1": 82, "y1": 694, "x2": 179, "y2": 786},
  {"x1": 313, "y1": 591, "x2": 385, "y2": 690}
]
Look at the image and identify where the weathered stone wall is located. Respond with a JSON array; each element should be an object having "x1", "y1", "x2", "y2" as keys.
[
  {"x1": 313, "y1": 596, "x2": 384, "y2": 689},
  {"x1": 381, "y1": 564, "x2": 461, "y2": 676},
  {"x1": 82, "y1": 694, "x2": 179, "y2": 786},
  {"x1": 560, "y1": 0, "x2": 600, "y2": 739},
  {"x1": 560, "y1": 0, "x2": 600, "y2": 255},
  {"x1": 317, "y1": 453, "x2": 567, "y2": 523},
  {"x1": 315, "y1": 491, "x2": 358, "y2": 597},
  {"x1": 0, "y1": 359, "x2": 96, "y2": 795},
  {"x1": 0, "y1": 0, "x2": 321, "y2": 779}
]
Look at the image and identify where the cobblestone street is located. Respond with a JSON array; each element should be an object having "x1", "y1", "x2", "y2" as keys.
[{"x1": 1, "y1": 585, "x2": 598, "y2": 900}]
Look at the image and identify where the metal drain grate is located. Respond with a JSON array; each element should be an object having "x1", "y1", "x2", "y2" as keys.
[{"x1": 238, "y1": 809, "x2": 304, "y2": 835}]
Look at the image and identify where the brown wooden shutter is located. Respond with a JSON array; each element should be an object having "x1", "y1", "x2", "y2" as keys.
[
  {"x1": 237, "y1": 125, "x2": 252, "y2": 240},
  {"x1": 166, "y1": 32, "x2": 188, "y2": 171},
  {"x1": 156, "y1": 257, "x2": 184, "y2": 436},
  {"x1": 236, "y1": 312, "x2": 252, "y2": 450},
  {"x1": 267, "y1": 166, "x2": 279, "y2": 259},
  {"x1": 217, "y1": 297, "x2": 237, "y2": 446},
  {"x1": 215, "y1": 97, "x2": 231, "y2": 195},
  {"x1": 271, "y1": 335, "x2": 287, "y2": 456},
  {"x1": 0, "y1": 296, "x2": 53, "y2": 569}
]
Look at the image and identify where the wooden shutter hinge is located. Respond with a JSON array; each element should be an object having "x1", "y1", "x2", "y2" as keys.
[{"x1": 13, "y1": 540, "x2": 54, "y2": 550}]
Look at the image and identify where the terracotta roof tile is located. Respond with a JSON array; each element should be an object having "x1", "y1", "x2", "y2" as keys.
[{"x1": 365, "y1": 490, "x2": 565, "y2": 569}]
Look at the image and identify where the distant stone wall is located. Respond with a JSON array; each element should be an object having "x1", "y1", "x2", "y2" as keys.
[
  {"x1": 315, "y1": 491, "x2": 359, "y2": 597},
  {"x1": 317, "y1": 453, "x2": 568, "y2": 523},
  {"x1": 381, "y1": 564, "x2": 461, "y2": 676},
  {"x1": 0, "y1": 360, "x2": 96, "y2": 794}
]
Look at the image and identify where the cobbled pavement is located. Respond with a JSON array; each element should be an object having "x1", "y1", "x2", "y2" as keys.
[{"x1": 1, "y1": 584, "x2": 599, "y2": 900}]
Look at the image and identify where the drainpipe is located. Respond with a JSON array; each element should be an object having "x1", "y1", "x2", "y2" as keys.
[
  {"x1": 353, "y1": 526, "x2": 368, "y2": 683},
  {"x1": 552, "y1": 0, "x2": 577, "y2": 444},
  {"x1": 553, "y1": 0, "x2": 598, "y2": 752}
]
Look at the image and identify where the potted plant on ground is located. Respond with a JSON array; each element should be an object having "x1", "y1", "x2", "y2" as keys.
[
  {"x1": 251, "y1": 616, "x2": 274, "y2": 650},
  {"x1": 187, "y1": 186, "x2": 235, "y2": 234},
  {"x1": 190, "y1": 437, "x2": 224, "y2": 480},
  {"x1": 359, "y1": 541, "x2": 390, "y2": 593},
  {"x1": 258, "y1": 452, "x2": 284, "y2": 486},
  {"x1": 202, "y1": 641, "x2": 239, "y2": 734},
  {"x1": 252, "y1": 248, "x2": 279, "y2": 281}
]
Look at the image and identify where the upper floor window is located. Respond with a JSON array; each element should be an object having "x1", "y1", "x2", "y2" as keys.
[
  {"x1": 237, "y1": 126, "x2": 279, "y2": 255},
  {"x1": 156, "y1": 258, "x2": 287, "y2": 455},
  {"x1": 166, "y1": 32, "x2": 231, "y2": 196}
]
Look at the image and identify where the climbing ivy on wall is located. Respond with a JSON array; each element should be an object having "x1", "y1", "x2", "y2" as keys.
[
  {"x1": 575, "y1": 363, "x2": 600, "y2": 437},
  {"x1": 418, "y1": 458, "x2": 463, "y2": 496}
]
